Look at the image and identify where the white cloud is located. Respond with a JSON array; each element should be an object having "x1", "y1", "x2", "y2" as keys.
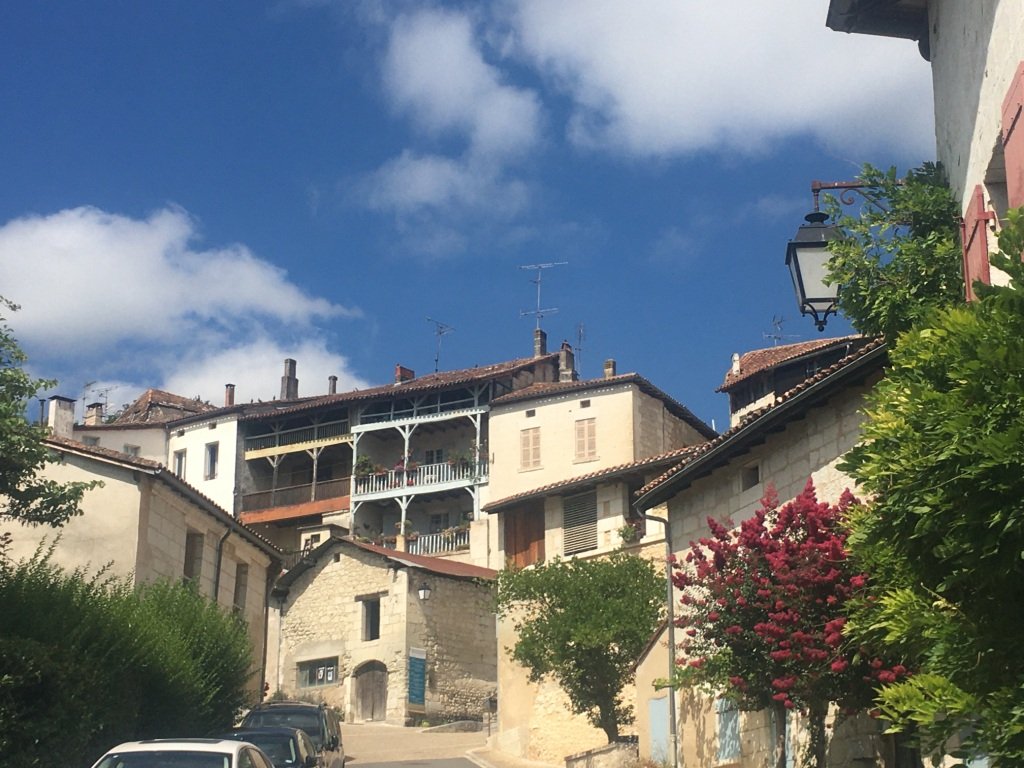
[
  {"x1": 0, "y1": 206, "x2": 368, "y2": 405},
  {"x1": 383, "y1": 8, "x2": 542, "y2": 159},
  {"x1": 363, "y1": 150, "x2": 529, "y2": 215},
  {"x1": 506, "y1": 0, "x2": 934, "y2": 158}
]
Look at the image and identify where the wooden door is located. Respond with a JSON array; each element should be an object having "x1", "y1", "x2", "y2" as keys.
[
  {"x1": 355, "y1": 661, "x2": 387, "y2": 721},
  {"x1": 504, "y1": 503, "x2": 545, "y2": 569}
]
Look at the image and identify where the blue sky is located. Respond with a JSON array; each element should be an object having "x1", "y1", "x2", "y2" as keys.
[{"x1": 0, "y1": 1, "x2": 933, "y2": 430}]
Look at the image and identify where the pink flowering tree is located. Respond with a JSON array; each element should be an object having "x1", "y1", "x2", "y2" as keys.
[{"x1": 671, "y1": 479, "x2": 908, "y2": 768}]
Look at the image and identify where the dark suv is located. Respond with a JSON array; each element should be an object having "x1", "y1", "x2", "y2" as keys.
[{"x1": 241, "y1": 702, "x2": 344, "y2": 768}]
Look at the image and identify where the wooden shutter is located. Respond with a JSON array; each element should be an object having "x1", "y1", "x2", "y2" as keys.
[
  {"x1": 1003, "y1": 61, "x2": 1024, "y2": 209},
  {"x1": 961, "y1": 185, "x2": 995, "y2": 301},
  {"x1": 505, "y1": 504, "x2": 545, "y2": 568},
  {"x1": 562, "y1": 490, "x2": 597, "y2": 555}
]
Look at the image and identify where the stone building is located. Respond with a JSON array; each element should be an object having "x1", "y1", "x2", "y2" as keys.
[
  {"x1": 266, "y1": 532, "x2": 497, "y2": 724},
  {"x1": 633, "y1": 339, "x2": 889, "y2": 768},
  {"x1": 2, "y1": 434, "x2": 281, "y2": 698}
]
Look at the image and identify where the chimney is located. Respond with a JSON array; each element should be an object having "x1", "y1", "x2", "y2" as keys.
[
  {"x1": 84, "y1": 401, "x2": 104, "y2": 426},
  {"x1": 225, "y1": 384, "x2": 235, "y2": 407},
  {"x1": 558, "y1": 341, "x2": 576, "y2": 382},
  {"x1": 395, "y1": 364, "x2": 415, "y2": 384},
  {"x1": 280, "y1": 359, "x2": 299, "y2": 401},
  {"x1": 328, "y1": 375, "x2": 338, "y2": 395},
  {"x1": 731, "y1": 352, "x2": 741, "y2": 377},
  {"x1": 603, "y1": 359, "x2": 617, "y2": 379},
  {"x1": 47, "y1": 395, "x2": 76, "y2": 438},
  {"x1": 533, "y1": 328, "x2": 547, "y2": 358}
]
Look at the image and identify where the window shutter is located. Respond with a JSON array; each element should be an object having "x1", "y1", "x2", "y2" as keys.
[
  {"x1": 1002, "y1": 61, "x2": 1024, "y2": 209},
  {"x1": 961, "y1": 185, "x2": 994, "y2": 301},
  {"x1": 563, "y1": 490, "x2": 597, "y2": 555}
]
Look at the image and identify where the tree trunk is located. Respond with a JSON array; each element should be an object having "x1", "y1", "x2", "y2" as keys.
[
  {"x1": 808, "y1": 700, "x2": 828, "y2": 768},
  {"x1": 598, "y1": 705, "x2": 619, "y2": 743},
  {"x1": 771, "y1": 701, "x2": 787, "y2": 768}
]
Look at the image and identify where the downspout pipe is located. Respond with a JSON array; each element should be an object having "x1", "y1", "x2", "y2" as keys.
[
  {"x1": 639, "y1": 508, "x2": 680, "y2": 768},
  {"x1": 213, "y1": 524, "x2": 234, "y2": 603}
]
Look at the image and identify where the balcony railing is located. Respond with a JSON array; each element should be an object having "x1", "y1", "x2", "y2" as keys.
[
  {"x1": 407, "y1": 528, "x2": 470, "y2": 555},
  {"x1": 245, "y1": 418, "x2": 351, "y2": 453},
  {"x1": 241, "y1": 477, "x2": 351, "y2": 512},
  {"x1": 376, "y1": 529, "x2": 470, "y2": 556},
  {"x1": 352, "y1": 460, "x2": 487, "y2": 496},
  {"x1": 359, "y1": 396, "x2": 480, "y2": 425}
]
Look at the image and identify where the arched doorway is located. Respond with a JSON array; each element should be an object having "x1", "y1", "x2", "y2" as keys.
[{"x1": 354, "y1": 661, "x2": 387, "y2": 721}]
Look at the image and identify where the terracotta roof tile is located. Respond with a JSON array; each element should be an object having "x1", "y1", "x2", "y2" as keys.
[
  {"x1": 345, "y1": 537, "x2": 497, "y2": 580},
  {"x1": 718, "y1": 335, "x2": 867, "y2": 392},
  {"x1": 638, "y1": 337, "x2": 886, "y2": 499},
  {"x1": 112, "y1": 388, "x2": 216, "y2": 424}
]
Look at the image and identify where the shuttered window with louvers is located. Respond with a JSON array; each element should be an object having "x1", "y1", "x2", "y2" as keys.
[{"x1": 563, "y1": 490, "x2": 597, "y2": 556}]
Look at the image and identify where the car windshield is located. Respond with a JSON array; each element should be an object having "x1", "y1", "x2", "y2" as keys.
[
  {"x1": 233, "y1": 735, "x2": 298, "y2": 766},
  {"x1": 244, "y1": 712, "x2": 322, "y2": 749},
  {"x1": 94, "y1": 751, "x2": 231, "y2": 768}
]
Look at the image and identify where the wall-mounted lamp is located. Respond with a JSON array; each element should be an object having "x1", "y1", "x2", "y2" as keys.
[
  {"x1": 417, "y1": 582, "x2": 432, "y2": 601},
  {"x1": 785, "y1": 211, "x2": 840, "y2": 331}
]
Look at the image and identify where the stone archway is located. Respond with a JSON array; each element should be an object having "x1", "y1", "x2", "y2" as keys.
[{"x1": 354, "y1": 660, "x2": 388, "y2": 721}]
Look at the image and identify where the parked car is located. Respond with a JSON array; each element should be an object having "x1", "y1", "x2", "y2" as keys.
[
  {"x1": 216, "y1": 727, "x2": 318, "y2": 768},
  {"x1": 240, "y1": 702, "x2": 344, "y2": 768},
  {"x1": 91, "y1": 738, "x2": 274, "y2": 768}
]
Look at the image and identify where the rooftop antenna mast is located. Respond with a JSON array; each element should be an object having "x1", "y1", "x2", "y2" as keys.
[
  {"x1": 763, "y1": 315, "x2": 800, "y2": 346},
  {"x1": 426, "y1": 317, "x2": 455, "y2": 372},
  {"x1": 519, "y1": 261, "x2": 567, "y2": 329},
  {"x1": 575, "y1": 322, "x2": 585, "y2": 373}
]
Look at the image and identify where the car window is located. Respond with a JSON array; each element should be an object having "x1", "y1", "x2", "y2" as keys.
[
  {"x1": 240, "y1": 735, "x2": 298, "y2": 766},
  {"x1": 94, "y1": 752, "x2": 232, "y2": 768},
  {"x1": 238, "y1": 747, "x2": 273, "y2": 768},
  {"x1": 243, "y1": 711, "x2": 323, "y2": 749}
]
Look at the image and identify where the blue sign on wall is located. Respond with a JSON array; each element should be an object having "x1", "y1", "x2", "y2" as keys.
[{"x1": 408, "y1": 649, "x2": 426, "y2": 707}]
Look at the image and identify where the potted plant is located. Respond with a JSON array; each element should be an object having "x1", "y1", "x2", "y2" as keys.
[{"x1": 354, "y1": 455, "x2": 376, "y2": 479}]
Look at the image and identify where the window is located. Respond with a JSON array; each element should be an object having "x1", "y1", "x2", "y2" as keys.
[
  {"x1": 204, "y1": 442, "x2": 219, "y2": 480},
  {"x1": 429, "y1": 512, "x2": 449, "y2": 534},
  {"x1": 525, "y1": 409, "x2": 536, "y2": 417},
  {"x1": 183, "y1": 531, "x2": 204, "y2": 583},
  {"x1": 740, "y1": 463, "x2": 760, "y2": 492},
  {"x1": 580, "y1": 399, "x2": 591, "y2": 408},
  {"x1": 575, "y1": 418, "x2": 597, "y2": 462},
  {"x1": 233, "y1": 562, "x2": 249, "y2": 612},
  {"x1": 361, "y1": 596, "x2": 381, "y2": 641},
  {"x1": 563, "y1": 490, "x2": 597, "y2": 556},
  {"x1": 123, "y1": 444, "x2": 140, "y2": 457},
  {"x1": 716, "y1": 698, "x2": 740, "y2": 763},
  {"x1": 425, "y1": 448, "x2": 444, "y2": 465},
  {"x1": 173, "y1": 449, "x2": 187, "y2": 479},
  {"x1": 297, "y1": 657, "x2": 338, "y2": 688},
  {"x1": 520, "y1": 427, "x2": 541, "y2": 470}
]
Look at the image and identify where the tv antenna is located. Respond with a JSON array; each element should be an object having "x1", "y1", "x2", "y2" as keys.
[
  {"x1": 763, "y1": 315, "x2": 800, "y2": 346},
  {"x1": 519, "y1": 262, "x2": 567, "y2": 329},
  {"x1": 426, "y1": 317, "x2": 455, "y2": 372},
  {"x1": 575, "y1": 322, "x2": 585, "y2": 373}
]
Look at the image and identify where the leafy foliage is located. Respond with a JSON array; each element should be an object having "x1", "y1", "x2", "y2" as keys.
[
  {"x1": 0, "y1": 547, "x2": 256, "y2": 768},
  {"x1": 495, "y1": 553, "x2": 665, "y2": 742},
  {"x1": 672, "y1": 480, "x2": 906, "y2": 768},
  {"x1": 825, "y1": 163, "x2": 963, "y2": 340},
  {"x1": 841, "y1": 209, "x2": 1024, "y2": 763},
  {"x1": 0, "y1": 297, "x2": 95, "y2": 527}
]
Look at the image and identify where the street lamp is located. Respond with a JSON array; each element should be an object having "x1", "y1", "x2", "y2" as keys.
[
  {"x1": 417, "y1": 582, "x2": 432, "y2": 601},
  {"x1": 785, "y1": 211, "x2": 840, "y2": 331}
]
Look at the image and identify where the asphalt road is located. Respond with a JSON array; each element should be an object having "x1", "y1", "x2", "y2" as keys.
[{"x1": 343, "y1": 722, "x2": 487, "y2": 765}]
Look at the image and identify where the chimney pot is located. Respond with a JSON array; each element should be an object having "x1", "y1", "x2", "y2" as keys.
[
  {"x1": 225, "y1": 384, "x2": 235, "y2": 407},
  {"x1": 395, "y1": 365, "x2": 415, "y2": 384},
  {"x1": 603, "y1": 359, "x2": 616, "y2": 378},
  {"x1": 84, "y1": 401, "x2": 104, "y2": 426},
  {"x1": 533, "y1": 328, "x2": 548, "y2": 358},
  {"x1": 280, "y1": 359, "x2": 299, "y2": 401},
  {"x1": 47, "y1": 395, "x2": 76, "y2": 438},
  {"x1": 731, "y1": 352, "x2": 741, "y2": 376},
  {"x1": 328, "y1": 375, "x2": 338, "y2": 395},
  {"x1": 558, "y1": 341, "x2": 576, "y2": 382}
]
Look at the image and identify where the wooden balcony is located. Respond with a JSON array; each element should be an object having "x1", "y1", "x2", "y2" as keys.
[
  {"x1": 244, "y1": 419, "x2": 352, "y2": 458},
  {"x1": 352, "y1": 460, "x2": 487, "y2": 500},
  {"x1": 239, "y1": 478, "x2": 351, "y2": 526}
]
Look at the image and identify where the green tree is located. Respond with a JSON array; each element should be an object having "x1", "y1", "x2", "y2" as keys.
[
  {"x1": 841, "y1": 210, "x2": 1024, "y2": 763},
  {"x1": 825, "y1": 163, "x2": 963, "y2": 340},
  {"x1": 0, "y1": 297, "x2": 93, "y2": 528},
  {"x1": 495, "y1": 553, "x2": 665, "y2": 743},
  {"x1": 0, "y1": 547, "x2": 256, "y2": 768}
]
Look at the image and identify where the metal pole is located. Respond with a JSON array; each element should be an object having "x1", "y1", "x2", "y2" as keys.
[{"x1": 642, "y1": 510, "x2": 679, "y2": 768}]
